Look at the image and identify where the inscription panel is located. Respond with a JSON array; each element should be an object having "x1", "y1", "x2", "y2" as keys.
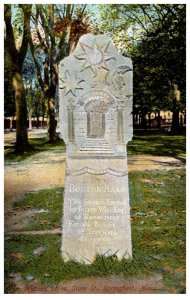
[{"x1": 62, "y1": 172, "x2": 132, "y2": 262}]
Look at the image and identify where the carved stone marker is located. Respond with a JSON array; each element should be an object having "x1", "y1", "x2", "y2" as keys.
[{"x1": 59, "y1": 34, "x2": 133, "y2": 263}]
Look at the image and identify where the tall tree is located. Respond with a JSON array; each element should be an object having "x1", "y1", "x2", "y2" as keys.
[
  {"x1": 4, "y1": 4, "x2": 32, "y2": 152},
  {"x1": 132, "y1": 4, "x2": 186, "y2": 129},
  {"x1": 29, "y1": 4, "x2": 90, "y2": 142},
  {"x1": 98, "y1": 4, "x2": 186, "y2": 130}
]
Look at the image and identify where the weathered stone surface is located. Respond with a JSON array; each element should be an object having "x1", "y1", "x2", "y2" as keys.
[
  {"x1": 62, "y1": 158, "x2": 132, "y2": 262},
  {"x1": 59, "y1": 34, "x2": 133, "y2": 263},
  {"x1": 59, "y1": 34, "x2": 133, "y2": 157}
]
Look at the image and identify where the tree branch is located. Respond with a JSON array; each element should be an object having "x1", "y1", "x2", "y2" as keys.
[
  {"x1": 49, "y1": 4, "x2": 55, "y2": 46},
  {"x1": 153, "y1": 4, "x2": 165, "y2": 23},
  {"x1": 44, "y1": 53, "x2": 49, "y2": 86},
  {"x1": 139, "y1": 5, "x2": 156, "y2": 31},
  {"x1": 37, "y1": 5, "x2": 50, "y2": 49},
  {"x1": 35, "y1": 6, "x2": 48, "y2": 53},
  {"x1": 70, "y1": 4, "x2": 75, "y2": 18},
  {"x1": 80, "y1": 4, "x2": 87, "y2": 19},
  {"x1": 4, "y1": 4, "x2": 18, "y2": 58},
  {"x1": 18, "y1": 4, "x2": 32, "y2": 65},
  {"x1": 117, "y1": 6, "x2": 149, "y2": 34},
  {"x1": 63, "y1": 4, "x2": 66, "y2": 17},
  {"x1": 129, "y1": 10, "x2": 149, "y2": 33},
  {"x1": 66, "y1": 4, "x2": 71, "y2": 19},
  {"x1": 29, "y1": 33, "x2": 45, "y2": 92}
]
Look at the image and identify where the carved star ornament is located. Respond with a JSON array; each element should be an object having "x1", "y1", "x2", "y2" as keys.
[
  {"x1": 74, "y1": 38, "x2": 116, "y2": 76},
  {"x1": 59, "y1": 70, "x2": 84, "y2": 97}
]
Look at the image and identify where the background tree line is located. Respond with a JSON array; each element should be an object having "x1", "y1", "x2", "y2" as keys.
[{"x1": 4, "y1": 4, "x2": 186, "y2": 153}]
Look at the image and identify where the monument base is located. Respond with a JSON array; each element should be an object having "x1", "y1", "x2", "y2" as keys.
[{"x1": 61, "y1": 157, "x2": 132, "y2": 264}]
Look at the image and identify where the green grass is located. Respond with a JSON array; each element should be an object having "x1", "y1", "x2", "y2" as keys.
[
  {"x1": 12, "y1": 188, "x2": 63, "y2": 231},
  {"x1": 4, "y1": 138, "x2": 65, "y2": 162},
  {"x1": 128, "y1": 132, "x2": 186, "y2": 159},
  {"x1": 5, "y1": 168, "x2": 186, "y2": 293},
  {"x1": 5, "y1": 132, "x2": 186, "y2": 163}
]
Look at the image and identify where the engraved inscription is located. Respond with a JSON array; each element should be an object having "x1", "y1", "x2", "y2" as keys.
[{"x1": 65, "y1": 182, "x2": 128, "y2": 244}]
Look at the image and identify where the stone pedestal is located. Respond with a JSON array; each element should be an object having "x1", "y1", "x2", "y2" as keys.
[{"x1": 62, "y1": 158, "x2": 132, "y2": 263}]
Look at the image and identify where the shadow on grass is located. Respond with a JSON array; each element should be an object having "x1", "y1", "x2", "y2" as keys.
[
  {"x1": 4, "y1": 138, "x2": 66, "y2": 162},
  {"x1": 128, "y1": 132, "x2": 186, "y2": 160},
  {"x1": 5, "y1": 131, "x2": 186, "y2": 163}
]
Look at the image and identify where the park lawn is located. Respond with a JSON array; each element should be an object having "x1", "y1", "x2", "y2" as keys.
[
  {"x1": 13, "y1": 188, "x2": 63, "y2": 231},
  {"x1": 128, "y1": 132, "x2": 186, "y2": 159},
  {"x1": 4, "y1": 137, "x2": 65, "y2": 162},
  {"x1": 4, "y1": 132, "x2": 186, "y2": 162},
  {"x1": 4, "y1": 168, "x2": 186, "y2": 293},
  {"x1": 12, "y1": 188, "x2": 63, "y2": 231}
]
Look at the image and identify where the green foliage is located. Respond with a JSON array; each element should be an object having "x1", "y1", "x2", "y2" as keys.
[
  {"x1": 5, "y1": 169, "x2": 185, "y2": 292},
  {"x1": 12, "y1": 5, "x2": 24, "y2": 40},
  {"x1": 97, "y1": 4, "x2": 186, "y2": 125},
  {"x1": 132, "y1": 5, "x2": 186, "y2": 116}
]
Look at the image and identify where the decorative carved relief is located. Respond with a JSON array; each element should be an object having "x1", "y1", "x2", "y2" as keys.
[
  {"x1": 59, "y1": 34, "x2": 133, "y2": 156},
  {"x1": 117, "y1": 110, "x2": 124, "y2": 143},
  {"x1": 87, "y1": 111, "x2": 105, "y2": 138},
  {"x1": 90, "y1": 70, "x2": 107, "y2": 89},
  {"x1": 85, "y1": 99, "x2": 112, "y2": 113},
  {"x1": 67, "y1": 98, "x2": 75, "y2": 111},
  {"x1": 67, "y1": 98, "x2": 75, "y2": 142},
  {"x1": 59, "y1": 70, "x2": 84, "y2": 96},
  {"x1": 75, "y1": 38, "x2": 116, "y2": 76},
  {"x1": 105, "y1": 66, "x2": 132, "y2": 98},
  {"x1": 70, "y1": 167, "x2": 128, "y2": 177},
  {"x1": 78, "y1": 90, "x2": 115, "y2": 109}
]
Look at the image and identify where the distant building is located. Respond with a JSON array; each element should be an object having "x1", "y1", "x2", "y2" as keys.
[{"x1": 133, "y1": 110, "x2": 186, "y2": 129}]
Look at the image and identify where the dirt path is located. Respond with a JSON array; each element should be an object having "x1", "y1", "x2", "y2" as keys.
[
  {"x1": 4, "y1": 128, "x2": 184, "y2": 206},
  {"x1": 5, "y1": 150, "x2": 66, "y2": 203},
  {"x1": 5, "y1": 151, "x2": 183, "y2": 204},
  {"x1": 4, "y1": 149, "x2": 184, "y2": 232}
]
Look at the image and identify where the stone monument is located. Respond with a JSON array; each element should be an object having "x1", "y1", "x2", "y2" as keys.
[{"x1": 59, "y1": 34, "x2": 133, "y2": 263}]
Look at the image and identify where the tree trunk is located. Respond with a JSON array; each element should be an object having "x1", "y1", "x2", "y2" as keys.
[
  {"x1": 28, "y1": 109, "x2": 33, "y2": 130},
  {"x1": 12, "y1": 69, "x2": 31, "y2": 153},
  {"x1": 157, "y1": 110, "x2": 161, "y2": 128},
  {"x1": 148, "y1": 112, "x2": 151, "y2": 129},
  {"x1": 172, "y1": 107, "x2": 180, "y2": 132},
  {"x1": 36, "y1": 111, "x2": 40, "y2": 128},
  {"x1": 172, "y1": 85, "x2": 180, "y2": 132},
  {"x1": 141, "y1": 113, "x2": 147, "y2": 130},
  {"x1": 10, "y1": 116, "x2": 14, "y2": 131},
  {"x1": 47, "y1": 96, "x2": 57, "y2": 143}
]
